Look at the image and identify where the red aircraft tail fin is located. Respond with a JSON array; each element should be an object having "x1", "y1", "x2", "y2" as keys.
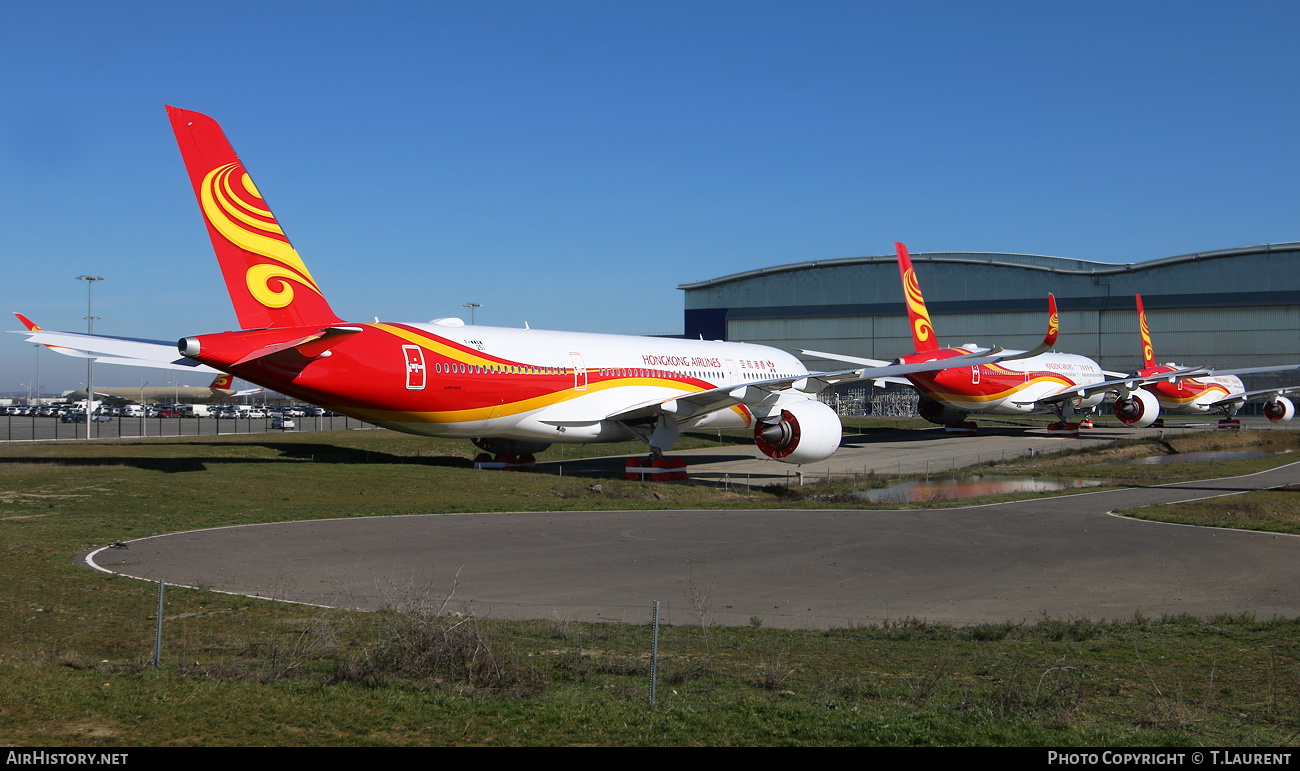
[
  {"x1": 1136, "y1": 294, "x2": 1157, "y2": 369},
  {"x1": 208, "y1": 373, "x2": 235, "y2": 391},
  {"x1": 895, "y1": 242, "x2": 940, "y2": 353},
  {"x1": 166, "y1": 106, "x2": 342, "y2": 331}
]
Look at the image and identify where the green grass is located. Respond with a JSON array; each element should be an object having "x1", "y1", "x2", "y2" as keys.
[
  {"x1": 1118, "y1": 486, "x2": 1300, "y2": 535},
  {"x1": 3, "y1": 429, "x2": 1300, "y2": 745}
]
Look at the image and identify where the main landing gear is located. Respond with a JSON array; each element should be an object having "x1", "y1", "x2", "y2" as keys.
[
  {"x1": 472, "y1": 452, "x2": 537, "y2": 472},
  {"x1": 470, "y1": 438, "x2": 544, "y2": 472},
  {"x1": 625, "y1": 446, "x2": 688, "y2": 481}
]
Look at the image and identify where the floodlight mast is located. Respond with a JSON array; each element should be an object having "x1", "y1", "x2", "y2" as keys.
[{"x1": 76, "y1": 275, "x2": 103, "y2": 439}]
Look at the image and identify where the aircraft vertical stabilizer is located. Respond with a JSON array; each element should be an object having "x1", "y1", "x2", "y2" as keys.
[
  {"x1": 895, "y1": 242, "x2": 940, "y2": 353},
  {"x1": 166, "y1": 106, "x2": 342, "y2": 331},
  {"x1": 1136, "y1": 294, "x2": 1157, "y2": 370}
]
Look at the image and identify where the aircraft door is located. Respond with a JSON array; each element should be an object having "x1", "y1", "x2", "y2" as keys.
[
  {"x1": 403, "y1": 345, "x2": 426, "y2": 390},
  {"x1": 570, "y1": 353, "x2": 588, "y2": 391}
]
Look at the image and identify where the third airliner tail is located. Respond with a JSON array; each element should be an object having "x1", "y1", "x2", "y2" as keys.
[
  {"x1": 895, "y1": 242, "x2": 940, "y2": 353},
  {"x1": 166, "y1": 106, "x2": 342, "y2": 331}
]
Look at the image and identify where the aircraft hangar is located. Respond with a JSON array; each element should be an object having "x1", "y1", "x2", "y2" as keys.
[{"x1": 679, "y1": 242, "x2": 1300, "y2": 394}]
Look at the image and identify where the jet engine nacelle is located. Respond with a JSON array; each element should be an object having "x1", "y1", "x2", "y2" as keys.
[
  {"x1": 1264, "y1": 396, "x2": 1295, "y2": 423},
  {"x1": 1114, "y1": 389, "x2": 1160, "y2": 428},
  {"x1": 917, "y1": 396, "x2": 967, "y2": 426},
  {"x1": 753, "y1": 399, "x2": 842, "y2": 465}
]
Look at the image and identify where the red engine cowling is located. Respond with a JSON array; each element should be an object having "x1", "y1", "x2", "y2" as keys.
[
  {"x1": 1264, "y1": 396, "x2": 1295, "y2": 422},
  {"x1": 917, "y1": 396, "x2": 968, "y2": 425},
  {"x1": 754, "y1": 400, "x2": 842, "y2": 464},
  {"x1": 1113, "y1": 389, "x2": 1160, "y2": 428}
]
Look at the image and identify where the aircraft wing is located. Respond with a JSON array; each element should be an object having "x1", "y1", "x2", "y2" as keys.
[
  {"x1": 1208, "y1": 385, "x2": 1300, "y2": 408},
  {"x1": 1022, "y1": 367, "x2": 1210, "y2": 407},
  {"x1": 798, "y1": 293, "x2": 1059, "y2": 390},
  {"x1": 90, "y1": 391, "x2": 133, "y2": 405},
  {"x1": 1202, "y1": 364, "x2": 1300, "y2": 378},
  {"x1": 10, "y1": 320, "x2": 220, "y2": 374}
]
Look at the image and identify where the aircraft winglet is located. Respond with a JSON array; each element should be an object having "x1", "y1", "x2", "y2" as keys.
[{"x1": 14, "y1": 312, "x2": 77, "y2": 354}]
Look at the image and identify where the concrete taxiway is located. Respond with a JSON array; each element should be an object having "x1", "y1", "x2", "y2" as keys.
[{"x1": 85, "y1": 436, "x2": 1300, "y2": 629}]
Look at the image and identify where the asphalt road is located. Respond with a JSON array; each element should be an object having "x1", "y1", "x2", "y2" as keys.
[{"x1": 86, "y1": 453, "x2": 1300, "y2": 629}]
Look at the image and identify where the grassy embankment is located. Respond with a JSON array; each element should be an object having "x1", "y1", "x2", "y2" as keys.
[{"x1": 2, "y1": 427, "x2": 1299, "y2": 745}]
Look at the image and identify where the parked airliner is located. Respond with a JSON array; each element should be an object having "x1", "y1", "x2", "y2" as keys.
[
  {"x1": 1111, "y1": 294, "x2": 1300, "y2": 427},
  {"x1": 12, "y1": 108, "x2": 1023, "y2": 469}
]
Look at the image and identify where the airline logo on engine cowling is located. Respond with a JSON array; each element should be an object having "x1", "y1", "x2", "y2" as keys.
[{"x1": 199, "y1": 161, "x2": 325, "y2": 309}]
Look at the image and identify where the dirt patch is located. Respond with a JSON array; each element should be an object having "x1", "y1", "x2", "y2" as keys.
[
  {"x1": 1021, "y1": 430, "x2": 1300, "y2": 469},
  {"x1": 0, "y1": 492, "x2": 91, "y2": 504}
]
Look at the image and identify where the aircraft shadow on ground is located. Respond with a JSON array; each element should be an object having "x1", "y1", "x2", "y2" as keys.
[
  {"x1": 837, "y1": 426, "x2": 1089, "y2": 448},
  {"x1": 0, "y1": 441, "x2": 473, "y2": 473}
]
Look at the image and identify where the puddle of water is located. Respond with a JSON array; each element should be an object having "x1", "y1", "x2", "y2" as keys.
[
  {"x1": 1117, "y1": 449, "x2": 1292, "y2": 466},
  {"x1": 853, "y1": 475, "x2": 1105, "y2": 504}
]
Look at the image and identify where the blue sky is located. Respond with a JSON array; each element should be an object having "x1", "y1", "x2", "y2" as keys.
[{"x1": 4, "y1": 1, "x2": 1299, "y2": 393}]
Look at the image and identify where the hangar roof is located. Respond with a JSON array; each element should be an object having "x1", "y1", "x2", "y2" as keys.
[{"x1": 677, "y1": 242, "x2": 1300, "y2": 291}]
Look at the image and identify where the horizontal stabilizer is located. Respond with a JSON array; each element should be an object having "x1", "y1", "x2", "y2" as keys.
[
  {"x1": 10, "y1": 326, "x2": 220, "y2": 373},
  {"x1": 231, "y1": 326, "x2": 363, "y2": 365}
]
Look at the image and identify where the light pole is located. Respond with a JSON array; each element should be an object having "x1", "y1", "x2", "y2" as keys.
[
  {"x1": 463, "y1": 302, "x2": 481, "y2": 325},
  {"x1": 77, "y1": 275, "x2": 103, "y2": 439},
  {"x1": 33, "y1": 343, "x2": 41, "y2": 406}
]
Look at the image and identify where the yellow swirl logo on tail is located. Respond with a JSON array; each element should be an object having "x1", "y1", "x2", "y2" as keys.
[
  {"x1": 903, "y1": 268, "x2": 935, "y2": 344},
  {"x1": 1139, "y1": 310, "x2": 1155, "y2": 365},
  {"x1": 199, "y1": 162, "x2": 325, "y2": 309}
]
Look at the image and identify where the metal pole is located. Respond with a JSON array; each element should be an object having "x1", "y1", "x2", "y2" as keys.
[
  {"x1": 76, "y1": 275, "x2": 103, "y2": 440},
  {"x1": 649, "y1": 600, "x2": 660, "y2": 706},
  {"x1": 154, "y1": 578, "x2": 164, "y2": 671}
]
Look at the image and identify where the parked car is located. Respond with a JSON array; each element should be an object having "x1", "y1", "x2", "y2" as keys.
[
  {"x1": 272, "y1": 416, "x2": 295, "y2": 430},
  {"x1": 61, "y1": 413, "x2": 111, "y2": 423}
]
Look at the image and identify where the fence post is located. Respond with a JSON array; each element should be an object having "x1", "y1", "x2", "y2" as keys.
[
  {"x1": 649, "y1": 600, "x2": 660, "y2": 706},
  {"x1": 153, "y1": 578, "x2": 165, "y2": 672}
]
